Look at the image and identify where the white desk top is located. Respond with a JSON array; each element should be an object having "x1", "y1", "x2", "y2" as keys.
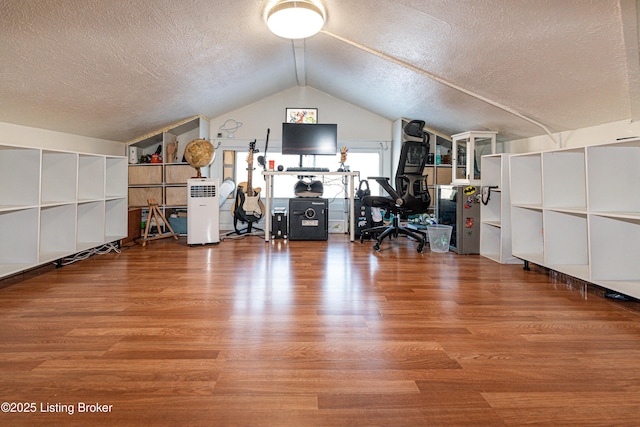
[
  {"x1": 262, "y1": 170, "x2": 359, "y2": 176},
  {"x1": 261, "y1": 169, "x2": 359, "y2": 242}
]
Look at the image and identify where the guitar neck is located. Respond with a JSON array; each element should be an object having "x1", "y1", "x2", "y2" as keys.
[
  {"x1": 246, "y1": 144, "x2": 256, "y2": 197},
  {"x1": 247, "y1": 165, "x2": 254, "y2": 197}
]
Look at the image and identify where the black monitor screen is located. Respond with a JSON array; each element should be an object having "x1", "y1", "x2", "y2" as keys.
[{"x1": 281, "y1": 123, "x2": 337, "y2": 155}]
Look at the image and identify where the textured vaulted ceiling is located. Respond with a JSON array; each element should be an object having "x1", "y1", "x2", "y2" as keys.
[{"x1": 1, "y1": 0, "x2": 638, "y2": 142}]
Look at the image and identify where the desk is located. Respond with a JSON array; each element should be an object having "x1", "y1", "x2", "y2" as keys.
[{"x1": 262, "y1": 170, "x2": 360, "y2": 242}]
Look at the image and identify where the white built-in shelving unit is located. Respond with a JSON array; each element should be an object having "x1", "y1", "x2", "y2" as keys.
[
  {"x1": 480, "y1": 153, "x2": 521, "y2": 264},
  {"x1": 509, "y1": 138, "x2": 640, "y2": 299},
  {"x1": 0, "y1": 144, "x2": 127, "y2": 279},
  {"x1": 126, "y1": 115, "x2": 210, "y2": 235}
]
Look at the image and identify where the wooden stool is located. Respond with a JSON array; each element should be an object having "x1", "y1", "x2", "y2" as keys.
[{"x1": 141, "y1": 199, "x2": 178, "y2": 246}]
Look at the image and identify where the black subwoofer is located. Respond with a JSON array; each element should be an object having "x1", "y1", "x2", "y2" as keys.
[{"x1": 288, "y1": 198, "x2": 328, "y2": 241}]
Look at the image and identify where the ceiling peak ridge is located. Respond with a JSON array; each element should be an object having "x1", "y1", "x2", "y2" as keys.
[{"x1": 292, "y1": 39, "x2": 307, "y2": 86}]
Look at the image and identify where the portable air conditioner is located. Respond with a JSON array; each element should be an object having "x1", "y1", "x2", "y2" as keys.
[{"x1": 187, "y1": 178, "x2": 220, "y2": 245}]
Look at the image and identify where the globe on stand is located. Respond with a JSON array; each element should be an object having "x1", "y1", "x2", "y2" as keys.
[{"x1": 183, "y1": 139, "x2": 215, "y2": 178}]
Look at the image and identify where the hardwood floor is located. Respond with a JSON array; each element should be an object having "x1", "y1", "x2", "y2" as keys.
[{"x1": 1, "y1": 234, "x2": 640, "y2": 426}]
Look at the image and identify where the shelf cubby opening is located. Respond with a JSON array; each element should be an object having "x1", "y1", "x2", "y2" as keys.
[
  {"x1": 0, "y1": 146, "x2": 40, "y2": 208},
  {"x1": 480, "y1": 155, "x2": 501, "y2": 187},
  {"x1": 480, "y1": 222, "x2": 501, "y2": 262},
  {"x1": 106, "y1": 157, "x2": 128, "y2": 198},
  {"x1": 41, "y1": 151, "x2": 78, "y2": 205},
  {"x1": 78, "y1": 155, "x2": 105, "y2": 201},
  {"x1": 590, "y1": 215, "x2": 640, "y2": 282},
  {"x1": 105, "y1": 198, "x2": 127, "y2": 241},
  {"x1": 511, "y1": 206, "x2": 544, "y2": 264},
  {"x1": 0, "y1": 208, "x2": 39, "y2": 265},
  {"x1": 482, "y1": 190, "x2": 501, "y2": 224},
  {"x1": 39, "y1": 204, "x2": 76, "y2": 262},
  {"x1": 544, "y1": 210, "x2": 589, "y2": 276},
  {"x1": 543, "y1": 149, "x2": 586, "y2": 210},
  {"x1": 510, "y1": 154, "x2": 542, "y2": 206},
  {"x1": 587, "y1": 144, "x2": 640, "y2": 215},
  {"x1": 77, "y1": 201, "x2": 105, "y2": 250}
]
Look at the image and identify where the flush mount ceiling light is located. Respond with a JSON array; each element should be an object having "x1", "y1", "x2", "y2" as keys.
[{"x1": 266, "y1": 0, "x2": 325, "y2": 39}]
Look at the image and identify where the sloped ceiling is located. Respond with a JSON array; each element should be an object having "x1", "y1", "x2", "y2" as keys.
[{"x1": 0, "y1": 0, "x2": 638, "y2": 142}]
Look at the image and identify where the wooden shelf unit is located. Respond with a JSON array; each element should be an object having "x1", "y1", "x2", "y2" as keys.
[{"x1": 126, "y1": 115, "x2": 210, "y2": 236}]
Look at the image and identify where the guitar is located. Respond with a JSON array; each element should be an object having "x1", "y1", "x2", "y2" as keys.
[{"x1": 232, "y1": 140, "x2": 265, "y2": 223}]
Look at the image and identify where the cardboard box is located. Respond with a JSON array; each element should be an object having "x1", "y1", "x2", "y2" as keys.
[
  {"x1": 436, "y1": 167, "x2": 453, "y2": 185},
  {"x1": 165, "y1": 186, "x2": 187, "y2": 206}
]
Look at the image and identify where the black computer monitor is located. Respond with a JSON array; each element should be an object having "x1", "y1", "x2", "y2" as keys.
[{"x1": 281, "y1": 123, "x2": 337, "y2": 156}]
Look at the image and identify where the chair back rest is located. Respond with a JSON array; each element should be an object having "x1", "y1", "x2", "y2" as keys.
[{"x1": 395, "y1": 121, "x2": 431, "y2": 213}]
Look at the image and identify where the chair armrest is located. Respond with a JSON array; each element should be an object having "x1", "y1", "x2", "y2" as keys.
[{"x1": 366, "y1": 176, "x2": 403, "y2": 205}]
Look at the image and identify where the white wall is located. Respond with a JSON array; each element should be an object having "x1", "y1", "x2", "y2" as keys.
[
  {"x1": 208, "y1": 86, "x2": 394, "y2": 231},
  {"x1": 0, "y1": 121, "x2": 123, "y2": 155},
  {"x1": 207, "y1": 86, "x2": 395, "y2": 185},
  {"x1": 504, "y1": 119, "x2": 640, "y2": 153},
  {"x1": 209, "y1": 86, "x2": 393, "y2": 142}
]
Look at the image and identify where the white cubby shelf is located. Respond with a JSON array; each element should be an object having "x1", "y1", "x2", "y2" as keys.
[
  {"x1": 0, "y1": 143, "x2": 127, "y2": 280},
  {"x1": 480, "y1": 154, "x2": 521, "y2": 264},
  {"x1": 509, "y1": 138, "x2": 640, "y2": 299}
]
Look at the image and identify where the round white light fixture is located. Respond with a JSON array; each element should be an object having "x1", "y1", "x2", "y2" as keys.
[{"x1": 267, "y1": 0, "x2": 325, "y2": 39}]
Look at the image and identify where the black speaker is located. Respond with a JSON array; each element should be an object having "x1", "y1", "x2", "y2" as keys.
[
  {"x1": 354, "y1": 198, "x2": 373, "y2": 239},
  {"x1": 271, "y1": 207, "x2": 288, "y2": 240},
  {"x1": 288, "y1": 198, "x2": 328, "y2": 241}
]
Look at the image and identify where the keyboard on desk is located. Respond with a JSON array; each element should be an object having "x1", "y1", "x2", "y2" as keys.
[{"x1": 286, "y1": 167, "x2": 330, "y2": 172}]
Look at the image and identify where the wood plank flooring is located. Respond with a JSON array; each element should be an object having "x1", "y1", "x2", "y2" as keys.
[{"x1": 1, "y1": 234, "x2": 640, "y2": 426}]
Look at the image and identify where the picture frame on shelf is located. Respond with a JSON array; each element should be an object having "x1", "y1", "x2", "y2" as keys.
[{"x1": 286, "y1": 108, "x2": 318, "y2": 124}]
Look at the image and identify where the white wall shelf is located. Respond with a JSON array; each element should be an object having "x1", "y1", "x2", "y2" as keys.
[
  {"x1": 509, "y1": 138, "x2": 640, "y2": 299},
  {"x1": 0, "y1": 143, "x2": 127, "y2": 280}
]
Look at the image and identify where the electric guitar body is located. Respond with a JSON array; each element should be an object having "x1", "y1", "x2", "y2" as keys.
[
  {"x1": 231, "y1": 140, "x2": 265, "y2": 224},
  {"x1": 233, "y1": 182, "x2": 264, "y2": 222}
]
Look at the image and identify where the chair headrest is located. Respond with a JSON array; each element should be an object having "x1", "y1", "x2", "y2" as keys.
[{"x1": 404, "y1": 120, "x2": 426, "y2": 138}]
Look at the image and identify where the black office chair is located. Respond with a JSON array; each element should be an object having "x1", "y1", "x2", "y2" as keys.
[{"x1": 360, "y1": 120, "x2": 431, "y2": 253}]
